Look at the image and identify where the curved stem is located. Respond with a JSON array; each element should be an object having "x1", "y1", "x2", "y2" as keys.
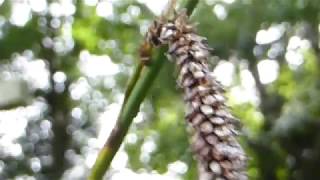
[
  {"x1": 120, "y1": 62, "x2": 144, "y2": 114},
  {"x1": 88, "y1": 48, "x2": 166, "y2": 180},
  {"x1": 88, "y1": 1, "x2": 199, "y2": 179}
]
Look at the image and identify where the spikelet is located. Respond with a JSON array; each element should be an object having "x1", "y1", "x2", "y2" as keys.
[{"x1": 145, "y1": 10, "x2": 247, "y2": 180}]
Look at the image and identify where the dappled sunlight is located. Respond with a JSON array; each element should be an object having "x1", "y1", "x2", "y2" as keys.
[
  {"x1": 257, "y1": 59, "x2": 279, "y2": 84},
  {"x1": 285, "y1": 51, "x2": 304, "y2": 69},
  {"x1": 49, "y1": 1, "x2": 75, "y2": 17},
  {"x1": 29, "y1": 0, "x2": 47, "y2": 13},
  {"x1": 285, "y1": 36, "x2": 311, "y2": 70},
  {"x1": 79, "y1": 50, "x2": 120, "y2": 78},
  {"x1": 53, "y1": 71, "x2": 67, "y2": 93},
  {"x1": 69, "y1": 77, "x2": 91, "y2": 100},
  {"x1": 229, "y1": 68, "x2": 258, "y2": 105},
  {"x1": 97, "y1": 103, "x2": 121, "y2": 147},
  {"x1": 126, "y1": 133, "x2": 138, "y2": 144},
  {"x1": 206, "y1": 0, "x2": 236, "y2": 5},
  {"x1": 111, "y1": 150, "x2": 129, "y2": 170},
  {"x1": 0, "y1": 100, "x2": 47, "y2": 158},
  {"x1": 84, "y1": 0, "x2": 98, "y2": 6},
  {"x1": 10, "y1": 1, "x2": 31, "y2": 26},
  {"x1": 1, "y1": 0, "x2": 320, "y2": 179},
  {"x1": 9, "y1": 0, "x2": 75, "y2": 27},
  {"x1": 137, "y1": 0, "x2": 169, "y2": 15},
  {"x1": 12, "y1": 56, "x2": 50, "y2": 90},
  {"x1": 267, "y1": 42, "x2": 285, "y2": 59},
  {"x1": 96, "y1": 1, "x2": 114, "y2": 20},
  {"x1": 213, "y1": 60, "x2": 235, "y2": 86},
  {"x1": 256, "y1": 24, "x2": 286, "y2": 45},
  {"x1": 140, "y1": 136, "x2": 157, "y2": 164},
  {"x1": 213, "y1": 4, "x2": 227, "y2": 20},
  {"x1": 168, "y1": 160, "x2": 188, "y2": 175}
]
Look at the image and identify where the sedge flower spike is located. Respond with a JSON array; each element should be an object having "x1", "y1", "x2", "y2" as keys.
[{"x1": 144, "y1": 10, "x2": 247, "y2": 180}]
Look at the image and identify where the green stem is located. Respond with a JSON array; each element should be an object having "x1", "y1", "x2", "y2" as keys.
[
  {"x1": 120, "y1": 62, "x2": 143, "y2": 114},
  {"x1": 88, "y1": 1, "x2": 199, "y2": 179},
  {"x1": 185, "y1": 0, "x2": 199, "y2": 16},
  {"x1": 88, "y1": 48, "x2": 166, "y2": 180}
]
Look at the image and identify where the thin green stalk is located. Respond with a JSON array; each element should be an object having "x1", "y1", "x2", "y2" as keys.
[
  {"x1": 118, "y1": 0, "x2": 198, "y2": 115},
  {"x1": 185, "y1": 0, "x2": 199, "y2": 16},
  {"x1": 88, "y1": 48, "x2": 166, "y2": 180},
  {"x1": 89, "y1": 1, "x2": 199, "y2": 179},
  {"x1": 120, "y1": 62, "x2": 143, "y2": 114}
]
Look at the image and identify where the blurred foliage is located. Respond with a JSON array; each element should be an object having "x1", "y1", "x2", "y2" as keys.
[{"x1": 0, "y1": 0, "x2": 320, "y2": 180}]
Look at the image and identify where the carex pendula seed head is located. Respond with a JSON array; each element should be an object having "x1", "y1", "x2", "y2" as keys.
[{"x1": 144, "y1": 10, "x2": 247, "y2": 180}]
